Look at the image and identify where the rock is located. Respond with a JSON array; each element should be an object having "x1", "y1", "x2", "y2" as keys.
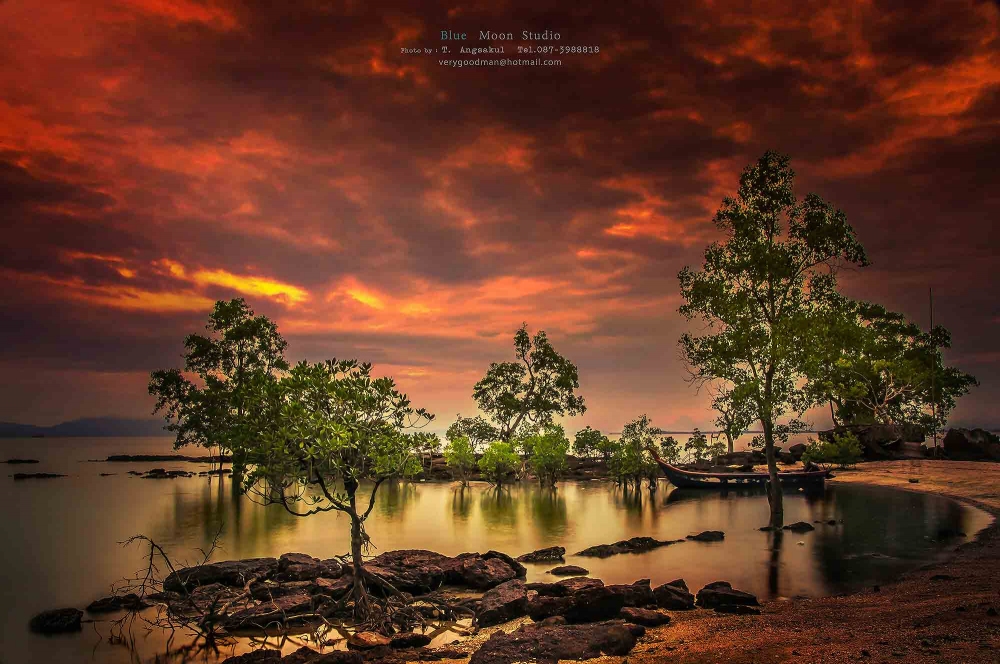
[
  {"x1": 607, "y1": 579, "x2": 656, "y2": 608},
  {"x1": 221, "y1": 651, "x2": 282, "y2": 664},
  {"x1": 526, "y1": 576, "x2": 605, "y2": 597},
  {"x1": 141, "y1": 468, "x2": 194, "y2": 479},
  {"x1": 576, "y1": 536, "x2": 684, "y2": 558},
  {"x1": 527, "y1": 581, "x2": 625, "y2": 623},
  {"x1": 277, "y1": 553, "x2": 338, "y2": 581},
  {"x1": 478, "y1": 579, "x2": 529, "y2": 627},
  {"x1": 3, "y1": 458, "x2": 39, "y2": 464},
  {"x1": 469, "y1": 621, "x2": 640, "y2": 664},
  {"x1": 29, "y1": 607, "x2": 83, "y2": 633},
  {"x1": 482, "y1": 550, "x2": 527, "y2": 577},
  {"x1": 515, "y1": 546, "x2": 565, "y2": 563},
  {"x1": 548, "y1": 565, "x2": 589, "y2": 576},
  {"x1": 819, "y1": 424, "x2": 924, "y2": 460},
  {"x1": 943, "y1": 428, "x2": 1000, "y2": 461},
  {"x1": 788, "y1": 443, "x2": 807, "y2": 460},
  {"x1": 348, "y1": 631, "x2": 392, "y2": 650},
  {"x1": 783, "y1": 522, "x2": 816, "y2": 533},
  {"x1": 314, "y1": 576, "x2": 354, "y2": 596},
  {"x1": 249, "y1": 580, "x2": 314, "y2": 600},
  {"x1": 457, "y1": 555, "x2": 517, "y2": 589},
  {"x1": 163, "y1": 558, "x2": 279, "y2": 592},
  {"x1": 364, "y1": 550, "x2": 452, "y2": 593},
  {"x1": 223, "y1": 593, "x2": 315, "y2": 629},
  {"x1": 86, "y1": 593, "x2": 150, "y2": 613},
  {"x1": 687, "y1": 530, "x2": 725, "y2": 542},
  {"x1": 620, "y1": 606, "x2": 672, "y2": 626},
  {"x1": 390, "y1": 632, "x2": 432, "y2": 648},
  {"x1": 653, "y1": 580, "x2": 695, "y2": 610},
  {"x1": 12, "y1": 472, "x2": 66, "y2": 479},
  {"x1": 696, "y1": 581, "x2": 760, "y2": 610},
  {"x1": 281, "y1": 648, "x2": 363, "y2": 664}
]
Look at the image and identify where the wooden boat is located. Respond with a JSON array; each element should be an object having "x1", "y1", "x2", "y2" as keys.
[{"x1": 648, "y1": 448, "x2": 830, "y2": 489}]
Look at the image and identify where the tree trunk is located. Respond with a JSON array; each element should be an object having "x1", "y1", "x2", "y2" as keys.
[
  {"x1": 725, "y1": 432, "x2": 734, "y2": 454},
  {"x1": 762, "y1": 418, "x2": 783, "y2": 528},
  {"x1": 350, "y1": 513, "x2": 367, "y2": 612}
]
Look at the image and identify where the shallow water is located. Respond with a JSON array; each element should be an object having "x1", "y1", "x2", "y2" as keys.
[{"x1": 0, "y1": 437, "x2": 991, "y2": 663}]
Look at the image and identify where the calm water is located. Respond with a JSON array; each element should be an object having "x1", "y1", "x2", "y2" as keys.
[{"x1": 0, "y1": 437, "x2": 991, "y2": 663}]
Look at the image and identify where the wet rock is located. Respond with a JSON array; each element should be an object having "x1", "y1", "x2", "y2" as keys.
[
  {"x1": 314, "y1": 576, "x2": 354, "y2": 596},
  {"x1": 347, "y1": 631, "x2": 392, "y2": 650},
  {"x1": 364, "y1": 550, "x2": 452, "y2": 593},
  {"x1": 482, "y1": 550, "x2": 527, "y2": 577},
  {"x1": 223, "y1": 593, "x2": 315, "y2": 629},
  {"x1": 221, "y1": 651, "x2": 282, "y2": 664},
  {"x1": 687, "y1": 530, "x2": 725, "y2": 542},
  {"x1": 576, "y1": 536, "x2": 684, "y2": 558},
  {"x1": 783, "y1": 522, "x2": 815, "y2": 533},
  {"x1": 696, "y1": 581, "x2": 760, "y2": 611},
  {"x1": 527, "y1": 580, "x2": 625, "y2": 623},
  {"x1": 3, "y1": 458, "x2": 39, "y2": 464},
  {"x1": 469, "y1": 621, "x2": 641, "y2": 664},
  {"x1": 12, "y1": 472, "x2": 66, "y2": 479},
  {"x1": 457, "y1": 555, "x2": 517, "y2": 589},
  {"x1": 526, "y1": 576, "x2": 604, "y2": 597},
  {"x1": 281, "y1": 647, "x2": 362, "y2": 664},
  {"x1": 389, "y1": 632, "x2": 432, "y2": 648},
  {"x1": 29, "y1": 607, "x2": 83, "y2": 633},
  {"x1": 943, "y1": 428, "x2": 1000, "y2": 461},
  {"x1": 86, "y1": 593, "x2": 150, "y2": 613},
  {"x1": 277, "y1": 553, "x2": 337, "y2": 581},
  {"x1": 620, "y1": 606, "x2": 672, "y2": 626},
  {"x1": 164, "y1": 558, "x2": 279, "y2": 592},
  {"x1": 141, "y1": 468, "x2": 194, "y2": 479},
  {"x1": 515, "y1": 546, "x2": 565, "y2": 563},
  {"x1": 653, "y1": 580, "x2": 695, "y2": 610},
  {"x1": 608, "y1": 579, "x2": 656, "y2": 608},
  {"x1": 788, "y1": 443, "x2": 807, "y2": 460},
  {"x1": 478, "y1": 579, "x2": 529, "y2": 627},
  {"x1": 250, "y1": 580, "x2": 314, "y2": 600},
  {"x1": 548, "y1": 565, "x2": 589, "y2": 576}
]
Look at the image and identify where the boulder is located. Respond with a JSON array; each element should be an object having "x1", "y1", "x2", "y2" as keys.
[
  {"x1": 687, "y1": 530, "x2": 725, "y2": 542},
  {"x1": 620, "y1": 606, "x2": 672, "y2": 626},
  {"x1": 364, "y1": 550, "x2": 452, "y2": 594},
  {"x1": 163, "y1": 558, "x2": 278, "y2": 592},
  {"x1": 314, "y1": 576, "x2": 354, "y2": 596},
  {"x1": 469, "y1": 621, "x2": 642, "y2": 664},
  {"x1": 280, "y1": 648, "x2": 362, "y2": 664},
  {"x1": 788, "y1": 443, "x2": 807, "y2": 460},
  {"x1": 782, "y1": 521, "x2": 815, "y2": 533},
  {"x1": 515, "y1": 546, "x2": 565, "y2": 563},
  {"x1": 277, "y1": 553, "x2": 337, "y2": 581},
  {"x1": 943, "y1": 428, "x2": 1000, "y2": 461},
  {"x1": 695, "y1": 581, "x2": 760, "y2": 611},
  {"x1": 548, "y1": 565, "x2": 589, "y2": 576},
  {"x1": 482, "y1": 550, "x2": 527, "y2": 577},
  {"x1": 653, "y1": 580, "x2": 695, "y2": 610},
  {"x1": 576, "y1": 536, "x2": 684, "y2": 558},
  {"x1": 347, "y1": 632, "x2": 392, "y2": 650},
  {"x1": 86, "y1": 593, "x2": 150, "y2": 613},
  {"x1": 477, "y1": 579, "x2": 529, "y2": 627},
  {"x1": 250, "y1": 580, "x2": 314, "y2": 600},
  {"x1": 608, "y1": 579, "x2": 656, "y2": 608},
  {"x1": 223, "y1": 593, "x2": 315, "y2": 629},
  {"x1": 29, "y1": 607, "x2": 83, "y2": 633},
  {"x1": 527, "y1": 581, "x2": 625, "y2": 623},
  {"x1": 457, "y1": 555, "x2": 517, "y2": 589},
  {"x1": 390, "y1": 632, "x2": 432, "y2": 648},
  {"x1": 221, "y1": 650, "x2": 282, "y2": 663},
  {"x1": 526, "y1": 577, "x2": 604, "y2": 597}
]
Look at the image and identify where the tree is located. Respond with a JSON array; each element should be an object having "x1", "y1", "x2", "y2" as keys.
[
  {"x1": 608, "y1": 415, "x2": 660, "y2": 490},
  {"x1": 443, "y1": 434, "x2": 476, "y2": 486},
  {"x1": 658, "y1": 435, "x2": 682, "y2": 464},
  {"x1": 478, "y1": 441, "x2": 520, "y2": 487},
  {"x1": 148, "y1": 298, "x2": 289, "y2": 467},
  {"x1": 573, "y1": 426, "x2": 608, "y2": 459},
  {"x1": 232, "y1": 359, "x2": 433, "y2": 620},
  {"x1": 679, "y1": 152, "x2": 868, "y2": 528},
  {"x1": 804, "y1": 298, "x2": 977, "y2": 435},
  {"x1": 446, "y1": 414, "x2": 498, "y2": 453},
  {"x1": 527, "y1": 424, "x2": 570, "y2": 486},
  {"x1": 472, "y1": 324, "x2": 586, "y2": 442},
  {"x1": 684, "y1": 428, "x2": 724, "y2": 463},
  {"x1": 411, "y1": 432, "x2": 441, "y2": 473},
  {"x1": 710, "y1": 384, "x2": 755, "y2": 454}
]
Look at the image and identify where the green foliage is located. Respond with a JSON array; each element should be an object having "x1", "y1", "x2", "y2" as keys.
[
  {"x1": 678, "y1": 152, "x2": 868, "y2": 526},
  {"x1": 658, "y1": 435, "x2": 682, "y2": 464},
  {"x1": 711, "y1": 384, "x2": 755, "y2": 453},
  {"x1": 149, "y1": 298, "x2": 289, "y2": 456},
  {"x1": 473, "y1": 324, "x2": 586, "y2": 442},
  {"x1": 573, "y1": 426, "x2": 608, "y2": 459},
  {"x1": 478, "y1": 441, "x2": 520, "y2": 487},
  {"x1": 683, "y1": 428, "x2": 725, "y2": 463},
  {"x1": 444, "y1": 434, "x2": 476, "y2": 485},
  {"x1": 527, "y1": 424, "x2": 570, "y2": 486},
  {"x1": 801, "y1": 432, "x2": 863, "y2": 469},
  {"x1": 608, "y1": 415, "x2": 660, "y2": 489},
  {"x1": 804, "y1": 298, "x2": 977, "y2": 435},
  {"x1": 446, "y1": 414, "x2": 498, "y2": 452}
]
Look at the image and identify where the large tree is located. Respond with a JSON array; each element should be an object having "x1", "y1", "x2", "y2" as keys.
[
  {"x1": 234, "y1": 359, "x2": 433, "y2": 621},
  {"x1": 148, "y1": 298, "x2": 288, "y2": 465},
  {"x1": 679, "y1": 152, "x2": 868, "y2": 528},
  {"x1": 472, "y1": 324, "x2": 586, "y2": 442},
  {"x1": 445, "y1": 414, "x2": 498, "y2": 452}
]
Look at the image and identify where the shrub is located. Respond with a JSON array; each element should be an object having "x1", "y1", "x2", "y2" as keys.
[
  {"x1": 801, "y1": 432, "x2": 863, "y2": 469},
  {"x1": 478, "y1": 441, "x2": 520, "y2": 486},
  {"x1": 444, "y1": 434, "x2": 476, "y2": 485},
  {"x1": 573, "y1": 426, "x2": 608, "y2": 459},
  {"x1": 527, "y1": 424, "x2": 570, "y2": 486}
]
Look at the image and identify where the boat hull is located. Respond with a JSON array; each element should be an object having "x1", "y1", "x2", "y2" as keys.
[{"x1": 653, "y1": 459, "x2": 829, "y2": 489}]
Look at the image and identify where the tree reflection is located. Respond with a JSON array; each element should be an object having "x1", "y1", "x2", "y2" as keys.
[
  {"x1": 530, "y1": 488, "x2": 568, "y2": 535},
  {"x1": 479, "y1": 486, "x2": 517, "y2": 528}
]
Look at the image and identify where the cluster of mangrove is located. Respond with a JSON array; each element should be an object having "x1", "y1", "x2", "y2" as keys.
[{"x1": 148, "y1": 151, "x2": 977, "y2": 621}]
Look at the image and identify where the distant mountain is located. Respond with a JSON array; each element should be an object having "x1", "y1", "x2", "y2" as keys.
[{"x1": 0, "y1": 417, "x2": 170, "y2": 438}]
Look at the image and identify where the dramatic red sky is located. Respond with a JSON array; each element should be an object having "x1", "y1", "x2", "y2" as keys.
[{"x1": 1, "y1": 0, "x2": 998, "y2": 433}]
